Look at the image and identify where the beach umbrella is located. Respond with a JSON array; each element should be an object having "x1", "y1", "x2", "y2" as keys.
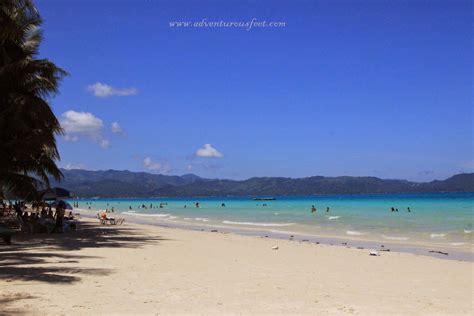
[
  {"x1": 50, "y1": 200, "x2": 73, "y2": 210},
  {"x1": 39, "y1": 187, "x2": 72, "y2": 201}
]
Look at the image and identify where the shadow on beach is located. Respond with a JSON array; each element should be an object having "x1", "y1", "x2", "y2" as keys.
[{"x1": 0, "y1": 220, "x2": 168, "y2": 312}]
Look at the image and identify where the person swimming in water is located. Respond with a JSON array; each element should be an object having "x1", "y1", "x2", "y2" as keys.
[
  {"x1": 311, "y1": 205, "x2": 316, "y2": 213},
  {"x1": 221, "y1": 203, "x2": 226, "y2": 207},
  {"x1": 407, "y1": 207, "x2": 411, "y2": 212}
]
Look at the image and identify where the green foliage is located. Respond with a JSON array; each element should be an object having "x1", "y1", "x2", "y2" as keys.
[
  {"x1": 52, "y1": 169, "x2": 474, "y2": 198},
  {"x1": 0, "y1": 0, "x2": 67, "y2": 200}
]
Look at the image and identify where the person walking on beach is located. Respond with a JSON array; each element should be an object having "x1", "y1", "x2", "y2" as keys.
[{"x1": 55, "y1": 201, "x2": 66, "y2": 233}]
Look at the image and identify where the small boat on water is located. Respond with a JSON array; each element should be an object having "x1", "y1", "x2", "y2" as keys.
[{"x1": 253, "y1": 197, "x2": 276, "y2": 201}]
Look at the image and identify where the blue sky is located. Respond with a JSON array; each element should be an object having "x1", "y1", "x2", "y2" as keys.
[{"x1": 36, "y1": 0, "x2": 472, "y2": 181}]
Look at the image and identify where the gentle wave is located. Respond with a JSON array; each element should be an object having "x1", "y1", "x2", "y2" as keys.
[
  {"x1": 328, "y1": 216, "x2": 340, "y2": 220},
  {"x1": 195, "y1": 217, "x2": 209, "y2": 222},
  {"x1": 382, "y1": 235, "x2": 409, "y2": 241},
  {"x1": 121, "y1": 212, "x2": 170, "y2": 218},
  {"x1": 222, "y1": 220, "x2": 295, "y2": 227},
  {"x1": 464, "y1": 230, "x2": 472, "y2": 234},
  {"x1": 346, "y1": 230, "x2": 367, "y2": 236},
  {"x1": 430, "y1": 233, "x2": 446, "y2": 239},
  {"x1": 450, "y1": 242, "x2": 466, "y2": 246}
]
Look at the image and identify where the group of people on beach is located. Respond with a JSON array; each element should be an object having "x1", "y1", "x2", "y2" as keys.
[{"x1": 1, "y1": 200, "x2": 75, "y2": 233}]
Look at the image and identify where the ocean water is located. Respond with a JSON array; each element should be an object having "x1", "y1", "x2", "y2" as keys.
[{"x1": 70, "y1": 193, "x2": 474, "y2": 250}]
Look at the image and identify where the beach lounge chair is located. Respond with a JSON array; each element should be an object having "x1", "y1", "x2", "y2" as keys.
[
  {"x1": 62, "y1": 218, "x2": 78, "y2": 232},
  {"x1": 39, "y1": 218, "x2": 56, "y2": 234},
  {"x1": 98, "y1": 213, "x2": 124, "y2": 225},
  {"x1": 99, "y1": 212, "x2": 113, "y2": 225},
  {"x1": 16, "y1": 215, "x2": 33, "y2": 233}
]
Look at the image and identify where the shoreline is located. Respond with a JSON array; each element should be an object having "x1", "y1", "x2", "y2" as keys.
[
  {"x1": 2, "y1": 216, "x2": 473, "y2": 315},
  {"x1": 77, "y1": 208, "x2": 474, "y2": 262}
]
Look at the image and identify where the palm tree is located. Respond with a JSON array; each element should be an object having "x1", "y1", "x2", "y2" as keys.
[{"x1": 0, "y1": 0, "x2": 67, "y2": 200}]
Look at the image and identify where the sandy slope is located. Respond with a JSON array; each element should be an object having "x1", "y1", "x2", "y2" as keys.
[{"x1": 1, "y1": 218, "x2": 472, "y2": 315}]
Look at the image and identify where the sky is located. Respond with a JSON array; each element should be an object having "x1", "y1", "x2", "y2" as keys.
[{"x1": 35, "y1": 0, "x2": 472, "y2": 181}]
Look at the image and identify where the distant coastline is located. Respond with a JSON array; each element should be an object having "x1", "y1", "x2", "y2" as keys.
[{"x1": 52, "y1": 169, "x2": 474, "y2": 198}]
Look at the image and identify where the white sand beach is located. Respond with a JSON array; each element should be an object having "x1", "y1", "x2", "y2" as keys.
[{"x1": 1, "y1": 217, "x2": 473, "y2": 315}]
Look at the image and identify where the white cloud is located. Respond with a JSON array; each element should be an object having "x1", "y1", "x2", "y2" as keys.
[
  {"x1": 64, "y1": 163, "x2": 86, "y2": 170},
  {"x1": 99, "y1": 139, "x2": 110, "y2": 149},
  {"x1": 64, "y1": 134, "x2": 79, "y2": 142},
  {"x1": 143, "y1": 157, "x2": 171, "y2": 173},
  {"x1": 111, "y1": 122, "x2": 124, "y2": 134},
  {"x1": 87, "y1": 82, "x2": 137, "y2": 98},
  {"x1": 461, "y1": 160, "x2": 474, "y2": 171},
  {"x1": 60, "y1": 110, "x2": 110, "y2": 149},
  {"x1": 196, "y1": 144, "x2": 223, "y2": 158},
  {"x1": 61, "y1": 110, "x2": 103, "y2": 135}
]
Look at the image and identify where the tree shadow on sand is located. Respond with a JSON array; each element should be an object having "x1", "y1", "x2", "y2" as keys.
[
  {"x1": 0, "y1": 221, "x2": 169, "y2": 284},
  {"x1": 0, "y1": 292, "x2": 38, "y2": 315}
]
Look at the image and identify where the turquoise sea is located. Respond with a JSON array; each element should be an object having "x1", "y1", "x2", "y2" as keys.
[{"x1": 70, "y1": 192, "x2": 473, "y2": 251}]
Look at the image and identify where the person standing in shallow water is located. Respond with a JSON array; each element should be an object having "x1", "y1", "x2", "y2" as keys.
[
  {"x1": 407, "y1": 207, "x2": 411, "y2": 212},
  {"x1": 326, "y1": 207, "x2": 330, "y2": 212},
  {"x1": 311, "y1": 205, "x2": 316, "y2": 213}
]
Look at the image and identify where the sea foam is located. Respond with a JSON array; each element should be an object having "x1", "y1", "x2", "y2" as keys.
[
  {"x1": 328, "y1": 216, "x2": 340, "y2": 220},
  {"x1": 194, "y1": 217, "x2": 209, "y2": 222},
  {"x1": 121, "y1": 212, "x2": 170, "y2": 218},
  {"x1": 430, "y1": 233, "x2": 446, "y2": 239},
  {"x1": 382, "y1": 235, "x2": 409, "y2": 241},
  {"x1": 346, "y1": 230, "x2": 367, "y2": 236},
  {"x1": 222, "y1": 220, "x2": 295, "y2": 227}
]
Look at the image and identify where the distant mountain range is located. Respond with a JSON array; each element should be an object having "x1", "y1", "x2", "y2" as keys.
[{"x1": 50, "y1": 169, "x2": 474, "y2": 198}]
